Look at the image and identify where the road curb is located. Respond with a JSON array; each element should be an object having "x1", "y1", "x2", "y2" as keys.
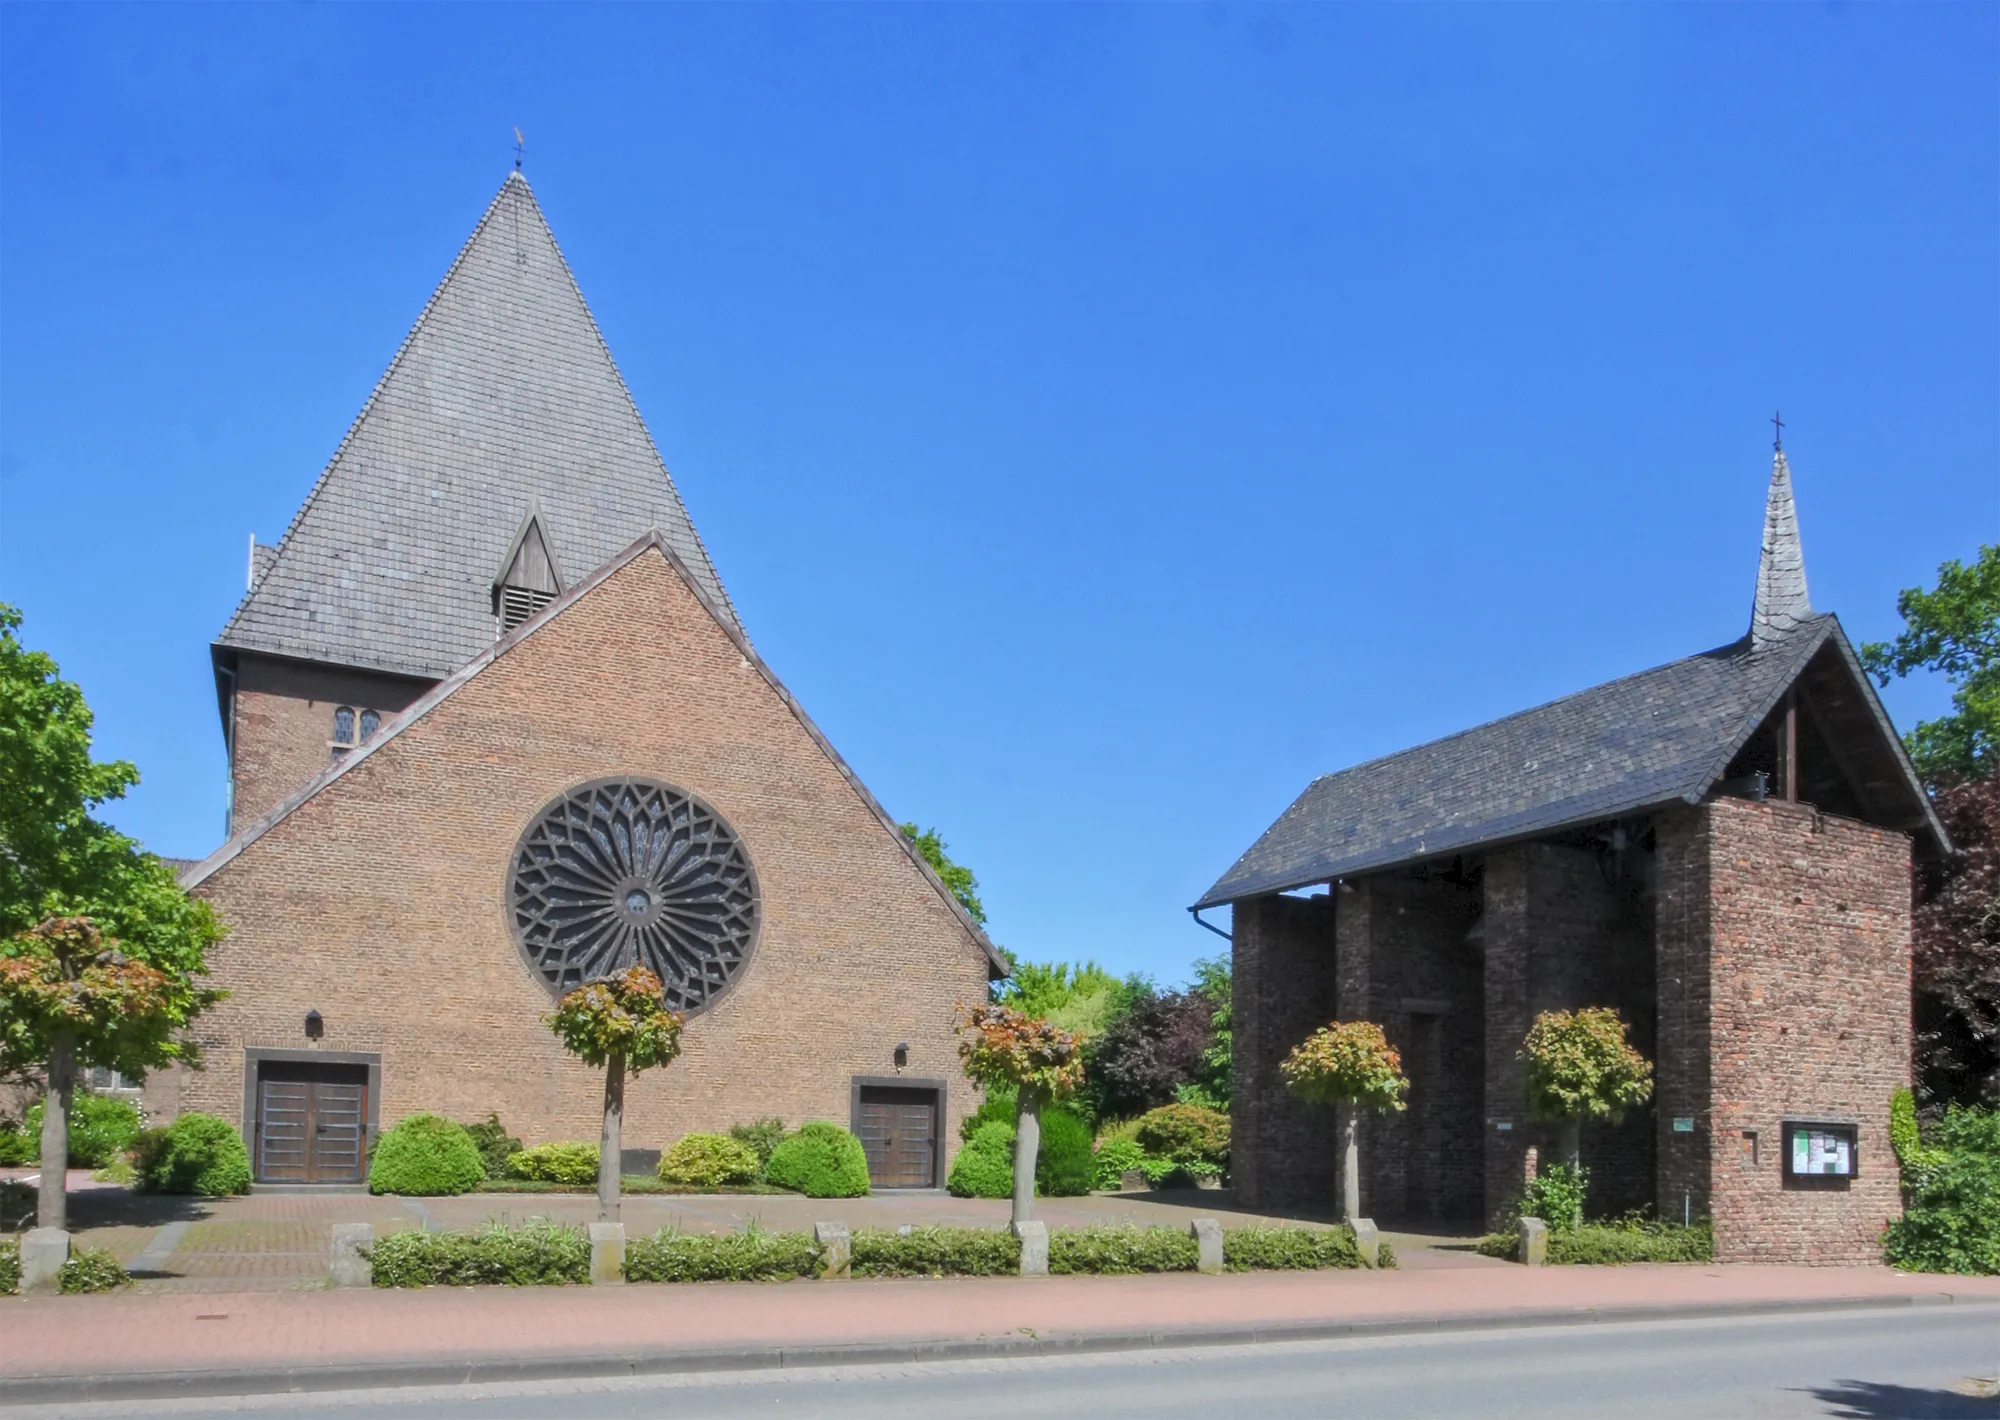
[{"x1": 0, "y1": 1290, "x2": 1991, "y2": 1407}]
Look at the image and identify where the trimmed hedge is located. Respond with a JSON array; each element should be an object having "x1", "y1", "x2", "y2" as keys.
[
  {"x1": 369, "y1": 1218, "x2": 589, "y2": 1287},
  {"x1": 625, "y1": 1228, "x2": 817, "y2": 1283},
  {"x1": 140, "y1": 1113, "x2": 252, "y2": 1197},
  {"x1": 368, "y1": 1115, "x2": 485, "y2": 1196},
  {"x1": 0, "y1": 1237, "x2": 18, "y2": 1296},
  {"x1": 505, "y1": 1141, "x2": 600, "y2": 1186},
  {"x1": 1036, "y1": 1108, "x2": 1095, "y2": 1198},
  {"x1": 1134, "y1": 1104, "x2": 1230, "y2": 1169},
  {"x1": 1225, "y1": 1226, "x2": 1364, "y2": 1271},
  {"x1": 659, "y1": 1134, "x2": 761, "y2": 1190},
  {"x1": 947, "y1": 1120, "x2": 1015, "y2": 1199},
  {"x1": 1477, "y1": 1219, "x2": 1713, "y2": 1264},
  {"x1": 1049, "y1": 1225, "x2": 1197, "y2": 1274},
  {"x1": 58, "y1": 1247, "x2": 129, "y2": 1294},
  {"x1": 766, "y1": 1122, "x2": 870, "y2": 1199},
  {"x1": 852, "y1": 1226, "x2": 1020, "y2": 1277}
]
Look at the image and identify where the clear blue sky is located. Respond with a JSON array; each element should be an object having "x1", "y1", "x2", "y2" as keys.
[{"x1": 2, "y1": 4, "x2": 1995, "y2": 987}]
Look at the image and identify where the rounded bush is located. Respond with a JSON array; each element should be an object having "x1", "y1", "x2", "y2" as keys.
[
  {"x1": 1134, "y1": 1103, "x2": 1230, "y2": 1168},
  {"x1": 765, "y1": 1121, "x2": 870, "y2": 1198},
  {"x1": 1036, "y1": 1106, "x2": 1094, "y2": 1197},
  {"x1": 1091, "y1": 1138, "x2": 1145, "y2": 1190},
  {"x1": 658, "y1": 1132, "x2": 761, "y2": 1189},
  {"x1": 947, "y1": 1120, "x2": 1014, "y2": 1199},
  {"x1": 368, "y1": 1114, "x2": 485, "y2": 1196},
  {"x1": 505, "y1": 1141, "x2": 600, "y2": 1186},
  {"x1": 960, "y1": 1087, "x2": 1017, "y2": 1142},
  {"x1": 142, "y1": 1113, "x2": 252, "y2": 1196},
  {"x1": 25, "y1": 1094, "x2": 143, "y2": 1169}
]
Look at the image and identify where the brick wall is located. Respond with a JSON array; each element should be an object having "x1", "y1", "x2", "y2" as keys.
[
  {"x1": 1230, "y1": 893, "x2": 1340, "y2": 1211},
  {"x1": 170, "y1": 549, "x2": 992, "y2": 1163},
  {"x1": 229, "y1": 656, "x2": 435, "y2": 828}
]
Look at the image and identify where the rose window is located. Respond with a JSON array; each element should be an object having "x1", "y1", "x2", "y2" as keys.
[{"x1": 507, "y1": 777, "x2": 760, "y2": 1013}]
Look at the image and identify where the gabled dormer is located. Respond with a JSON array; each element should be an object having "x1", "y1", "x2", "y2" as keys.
[{"x1": 494, "y1": 505, "x2": 564, "y2": 633}]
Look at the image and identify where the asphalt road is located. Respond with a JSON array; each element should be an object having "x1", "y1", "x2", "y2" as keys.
[{"x1": 22, "y1": 1305, "x2": 2000, "y2": 1420}]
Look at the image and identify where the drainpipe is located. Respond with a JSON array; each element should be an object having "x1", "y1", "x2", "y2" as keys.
[
  {"x1": 1188, "y1": 906, "x2": 1232, "y2": 942},
  {"x1": 218, "y1": 662, "x2": 238, "y2": 839}
]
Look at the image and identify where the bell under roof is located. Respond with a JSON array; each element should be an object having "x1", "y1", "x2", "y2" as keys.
[{"x1": 215, "y1": 172, "x2": 739, "y2": 680}]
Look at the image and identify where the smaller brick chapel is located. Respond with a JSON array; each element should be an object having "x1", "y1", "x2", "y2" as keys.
[
  {"x1": 158, "y1": 173, "x2": 1005, "y2": 1188},
  {"x1": 1198, "y1": 452, "x2": 1948, "y2": 1264}
]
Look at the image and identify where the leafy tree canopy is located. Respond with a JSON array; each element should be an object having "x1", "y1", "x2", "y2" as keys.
[
  {"x1": 1861, "y1": 544, "x2": 1999, "y2": 787},
  {"x1": 1521, "y1": 1007, "x2": 1653, "y2": 1125},
  {"x1": 545, "y1": 965, "x2": 684, "y2": 1074},
  {"x1": 954, "y1": 1002, "x2": 1085, "y2": 1103},
  {"x1": 1915, "y1": 776, "x2": 2000, "y2": 1106},
  {"x1": 997, "y1": 959, "x2": 1133, "y2": 1039},
  {"x1": 899, "y1": 823, "x2": 987, "y2": 925},
  {"x1": 1280, "y1": 1020, "x2": 1408, "y2": 1112}
]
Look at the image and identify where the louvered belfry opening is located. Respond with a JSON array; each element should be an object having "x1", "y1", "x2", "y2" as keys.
[
  {"x1": 495, "y1": 511, "x2": 562, "y2": 634},
  {"x1": 500, "y1": 585, "x2": 556, "y2": 630}
]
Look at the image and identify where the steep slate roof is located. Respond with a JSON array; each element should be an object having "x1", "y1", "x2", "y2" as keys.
[{"x1": 215, "y1": 172, "x2": 738, "y2": 680}]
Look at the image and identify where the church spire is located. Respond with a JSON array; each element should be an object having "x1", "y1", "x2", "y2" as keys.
[{"x1": 1750, "y1": 441, "x2": 1812, "y2": 649}]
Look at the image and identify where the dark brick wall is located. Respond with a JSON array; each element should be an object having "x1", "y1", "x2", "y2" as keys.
[
  {"x1": 1655, "y1": 807, "x2": 1714, "y2": 1225},
  {"x1": 229, "y1": 655, "x2": 435, "y2": 828},
  {"x1": 1230, "y1": 893, "x2": 1340, "y2": 1212}
]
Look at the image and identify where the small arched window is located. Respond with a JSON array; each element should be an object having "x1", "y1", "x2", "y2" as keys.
[
  {"x1": 359, "y1": 709, "x2": 381, "y2": 742},
  {"x1": 333, "y1": 706, "x2": 356, "y2": 744}
]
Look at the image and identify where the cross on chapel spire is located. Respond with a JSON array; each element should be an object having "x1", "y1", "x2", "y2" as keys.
[{"x1": 1750, "y1": 437, "x2": 1811, "y2": 649}]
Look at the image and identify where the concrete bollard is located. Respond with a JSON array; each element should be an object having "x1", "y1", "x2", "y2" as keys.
[
  {"x1": 329, "y1": 1223, "x2": 373, "y2": 1288},
  {"x1": 814, "y1": 1222, "x2": 851, "y2": 1279},
  {"x1": 1012, "y1": 1220, "x2": 1048, "y2": 1277},
  {"x1": 1518, "y1": 1216, "x2": 1549, "y2": 1267},
  {"x1": 1190, "y1": 1218, "x2": 1224, "y2": 1274},
  {"x1": 588, "y1": 1221, "x2": 626, "y2": 1285},
  {"x1": 19, "y1": 1228, "x2": 70, "y2": 1294},
  {"x1": 1350, "y1": 1217, "x2": 1381, "y2": 1271}
]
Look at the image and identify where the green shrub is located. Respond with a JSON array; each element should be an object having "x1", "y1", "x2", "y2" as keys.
[
  {"x1": 961, "y1": 1086, "x2": 1017, "y2": 1141},
  {"x1": 946, "y1": 1120, "x2": 1015, "y2": 1199},
  {"x1": 1548, "y1": 1218, "x2": 1712, "y2": 1265},
  {"x1": 22, "y1": 1095, "x2": 143, "y2": 1170},
  {"x1": 91, "y1": 1158, "x2": 138, "y2": 1186},
  {"x1": 141, "y1": 1113, "x2": 252, "y2": 1197},
  {"x1": 658, "y1": 1133, "x2": 761, "y2": 1190},
  {"x1": 0, "y1": 1238, "x2": 18, "y2": 1296},
  {"x1": 462, "y1": 1114, "x2": 523, "y2": 1181},
  {"x1": 765, "y1": 1122, "x2": 870, "y2": 1199},
  {"x1": 367, "y1": 1115, "x2": 485, "y2": 1196},
  {"x1": 0, "y1": 1123, "x2": 34, "y2": 1166},
  {"x1": 1091, "y1": 1138, "x2": 1145, "y2": 1190},
  {"x1": 624, "y1": 1225, "x2": 817, "y2": 1282},
  {"x1": 1134, "y1": 1104, "x2": 1230, "y2": 1168},
  {"x1": 1095, "y1": 1116, "x2": 1142, "y2": 1149},
  {"x1": 58, "y1": 1247, "x2": 129, "y2": 1294},
  {"x1": 1137, "y1": 1155, "x2": 1180, "y2": 1186},
  {"x1": 852, "y1": 1226, "x2": 1019, "y2": 1277},
  {"x1": 1884, "y1": 1106, "x2": 2000, "y2": 1274},
  {"x1": 368, "y1": 1218, "x2": 590, "y2": 1287},
  {"x1": 1036, "y1": 1107, "x2": 1094, "y2": 1198},
  {"x1": 505, "y1": 1141, "x2": 600, "y2": 1187},
  {"x1": 1224, "y1": 1226, "x2": 1363, "y2": 1271},
  {"x1": 1519, "y1": 1162, "x2": 1588, "y2": 1232},
  {"x1": 1049, "y1": 1225, "x2": 1198, "y2": 1275},
  {"x1": 475, "y1": 1173, "x2": 686, "y2": 1195},
  {"x1": 1378, "y1": 1241, "x2": 1398, "y2": 1269},
  {"x1": 1475, "y1": 1232, "x2": 1518, "y2": 1260},
  {"x1": 728, "y1": 1119, "x2": 787, "y2": 1173}
]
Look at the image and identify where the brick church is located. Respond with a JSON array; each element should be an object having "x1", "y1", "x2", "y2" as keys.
[
  {"x1": 163, "y1": 173, "x2": 1003, "y2": 1188},
  {"x1": 1200, "y1": 452, "x2": 1946, "y2": 1264}
]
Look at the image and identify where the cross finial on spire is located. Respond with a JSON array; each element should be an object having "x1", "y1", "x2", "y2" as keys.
[
  {"x1": 1770, "y1": 408, "x2": 1783, "y2": 452},
  {"x1": 1750, "y1": 438, "x2": 1811, "y2": 648},
  {"x1": 513, "y1": 127, "x2": 525, "y2": 172}
]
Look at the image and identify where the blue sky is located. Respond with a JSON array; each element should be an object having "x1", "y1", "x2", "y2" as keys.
[{"x1": 2, "y1": 4, "x2": 1994, "y2": 986}]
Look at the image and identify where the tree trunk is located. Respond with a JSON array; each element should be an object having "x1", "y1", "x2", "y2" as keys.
[
  {"x1": 40, "y1": 1030, "x2": 76, "y2": 1232},
  {"x1": 1340, "y1": 1108, "x2": 1361, "y2": 1225},
  {"x1": 1012, "y1": 1090, "x2": 1040, "y2": 1226},
  {"x1": 1559, "y1": 1118, "x2": 1581, "y2": 1173},
  {"x1": 598, "y1": 1050, "x2": 625, "y2": 1224}
]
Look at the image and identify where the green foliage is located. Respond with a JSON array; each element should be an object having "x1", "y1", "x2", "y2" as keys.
[
  {"x1": 1049, "y1": 1224, "x2": 1198, "y2": 1274},
  {"x1": 92, "y1": 1158, "x2": 137, "y2": 1186},
  {"x1": 946, "y1": 1120, "x2": 1015, "y2": 1198},
  {"x1": 1521, "y1": 1008, "x2": 1654, "y2": 1126},
  {"x1": 368, "y1": 1218, "x2": 590, "y2": 1288},
  {"x1": 851, "y1": 1226, "x2": 1020, "y2": 1277},
  {"x1": 997, "y1": 960, "x2": 1131, "y2": 1039},
  {"x1": 0, "y1": 1179, "x2": 31, "y2": 1232},
  {"x1": 1861, "y1": 544, "x2": 1999, "y2": 787},
  {"x1": 1884, "y1": 1105, "x2": 2000, "y2": 1274},
  {"x1": 956, "y1": 1003, "x2": 1085, "y2": 1103},
  {"x1": 1378, "y1": 1241, "x2": 1398, "y2": 1269},
  {"x1": 765, "y1": 1121, "x2": 870, "y2": 1198},
  {"x1": 1190, "y1": 955, "x2": 1233, "y2": 1110},
  {"x1": 0, "y1": 1237, "x2": 18, "y2": 1295},
  {"x1": 57, "y1": 1246, "x2": 128, "y2": 1294},
  {"x1": 461, "y1": 1114, "x2": 522, "y2": 1181},
  {"x1": 1134, "y1": 1103, "x2": 1230, "y2": 1168},
  {"x1": 1091, "y1": 1137, "x2": 1145, "y2": 1190},
  {"x1": 728, "y1": 1118, "x2": 787, "y2": 1173},
  {"x1": 544, "y1": 966, "x2": 683, "y2": 1075},
  {"x1": 1281, "y1": 1020, "x2": 1409, "y2": 1112},
  {"x1": 624, "y1": 1225, "x2": 818, "y2": 1283},
  {"x1": 140, "y1": 1112, "x2": 250, "y2": 1196},
  {"x1": 505, "y1": 1142, "x2": 601, "y2": 1186},
  {"x1": 658, "y1": 1132, "x2": 762, "y2": 1190},
  {"x1": 1548, "y1": 1218, "x2": 1713, "y2": 1265},
  {"x1": 898, "y1": 823, "x2": 987, "y2": 925},
  {"x1": 23, "y1": 1093, "x2": 141, "y2": 1169},
  {"x1": 1519, "y1": 1162, "x2": 1590, "y2": 1233},
  {"x1": 0, "y1": 1120, "x2": 33, "y2": 1166},
  {"x1": 1036, "y1": 1105, "x2": 1094, "y2": 1197},
  {"x1": 367, "y1": 1114, "x2": 485, "y2": 1196},
  {"x1": 961, "y1": 1084, "x2": 1016, "y2": 1140},
  {"x1": 1224, "y1": 1226, "x2": 1364, "y2": 1271}
]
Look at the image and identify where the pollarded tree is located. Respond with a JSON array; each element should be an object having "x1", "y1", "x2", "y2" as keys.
[
  {"x1": 1280, "y1": 1020, "x2": 1409, "y2": 1225},
  {"x1": 954, "y1": 1002, "x2": 1085, "y2": 1225},
  {"x1": 545, "y1": 965, "x2": 684, "y2": 1222},
  {"x1": 1521, "y1": 1006, "x2": 1654, "y2": 1180}
]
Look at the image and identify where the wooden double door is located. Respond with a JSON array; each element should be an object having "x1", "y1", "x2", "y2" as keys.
[
  {"x1": 255, "y1": 1061, "x2": 369, "y2": 1184},
  {"x1": 856, "y1": 1085, "x2": 939, "y2": 1189}
]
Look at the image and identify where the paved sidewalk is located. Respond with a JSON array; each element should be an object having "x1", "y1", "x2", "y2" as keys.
[{"x1": 2, "y1": 1261, "x2": 1996, "y2": 1404}]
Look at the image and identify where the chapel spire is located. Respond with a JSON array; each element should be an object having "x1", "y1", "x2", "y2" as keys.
[{"x1": 1749, "y1": 439, "x2": 1812, "y2": 649}]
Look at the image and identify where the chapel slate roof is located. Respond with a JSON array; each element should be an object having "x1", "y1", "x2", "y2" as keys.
[
  {"x1": 215, "y1": 172, "x2": 738, "y2": 680},
  {"x1": 1194, "y1": 615, "x2": 1928, "y2": 908}
]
